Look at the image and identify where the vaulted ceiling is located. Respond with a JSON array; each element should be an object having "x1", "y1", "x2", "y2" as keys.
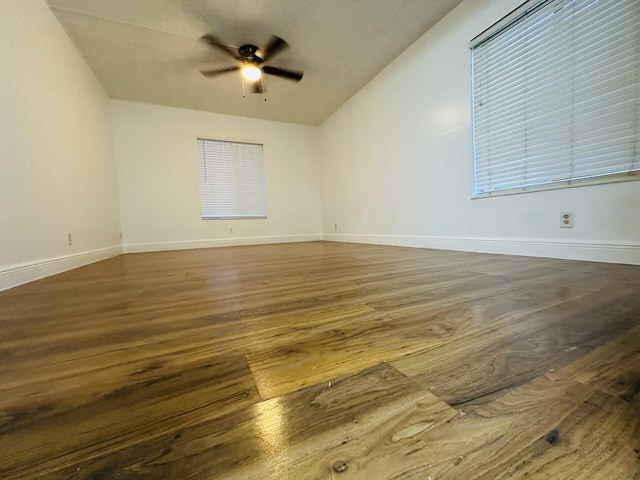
[{"x1": 47, "y1": 0, "x2": 463, "y2": 125}]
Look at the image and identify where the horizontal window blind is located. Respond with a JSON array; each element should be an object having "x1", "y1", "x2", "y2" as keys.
[
  {"x1": 471, "y1": 0, "x2": 640, "y2": 196},
  {"x1": 198, "y1": 138, "x2": 267, "y2": 219}
]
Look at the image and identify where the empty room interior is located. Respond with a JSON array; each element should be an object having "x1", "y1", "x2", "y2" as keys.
[{"x1": 2, "y1": 0, "x2": 640, "y2": 478}]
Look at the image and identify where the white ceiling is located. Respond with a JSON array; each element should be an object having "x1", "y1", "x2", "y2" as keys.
[{"x1": 47, "y1": 0, "x2": 463, "y2": 125}]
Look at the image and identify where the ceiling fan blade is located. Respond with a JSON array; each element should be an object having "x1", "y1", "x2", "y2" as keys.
[
  {"x1": 263, "y1": 65, "x2": 304, "y2": 82},
  {"x1": 200, "y1": 34, "x2": 238, "y2": 59},
  {"x1": 260, "y1": 35, "x2": 289, "y2": 62},
  {"x1": 200, "y1": 66, "x2": 240, "y2": 77},
  {"x1": 252, "y1": 82, "x2": 264, "y2": 94}
]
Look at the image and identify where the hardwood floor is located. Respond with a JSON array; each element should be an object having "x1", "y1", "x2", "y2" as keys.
[{"x1": 0, "y1": 241, "x2": 639, "y2": 479}]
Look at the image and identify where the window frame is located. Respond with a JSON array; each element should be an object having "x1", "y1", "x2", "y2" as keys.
[
  {"x1": 469, "y1": 0, "x2": 640, "y2": 198},
  {"x1": 197, "y1": 137, "x2": 268, "y2": 220}
]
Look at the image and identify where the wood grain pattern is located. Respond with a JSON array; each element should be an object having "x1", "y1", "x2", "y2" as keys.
[
  {"x1": 297, "y1": 373, "x2": 640, "y2": 480},
  {"x1": 38, "y1": 369, "x2": 640, "y2": 479},
  {"x1": 37, "y1": 363, "x2": 459, "y2": 479},
  {"x1": 1, "y1": 354, "x2": 259, "y2": 478},
  {"x1": 390, "y1": 283, "x2": 640, "y2": 410},
  {"x1": 0, "y1": 241, "x2": 639, "y2": 478},
  {"x1": 553, "y1": 323, "x2": 640, "y2": 405}
]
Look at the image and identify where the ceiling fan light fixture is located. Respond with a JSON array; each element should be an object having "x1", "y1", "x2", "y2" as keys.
[
  {"x1": 199, "y1": 35, "x2": 303, "y2": 94},
  {"x1": 241, "y1": 64, "x2": 262, "y2": 82}
]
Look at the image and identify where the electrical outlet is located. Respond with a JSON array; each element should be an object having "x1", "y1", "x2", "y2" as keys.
[
  {"x1": 334, "y1": 223, "x2": 338, "y2": 230},
  {"x1": 560, "y1": 212, "x2": 573, "y2": 228},
  {"x1": 67, "y1": 233, "x2": 73, "y2": 245},
  {"x1": 229, "y1": 227, "x2": 234, "y2": 234}
]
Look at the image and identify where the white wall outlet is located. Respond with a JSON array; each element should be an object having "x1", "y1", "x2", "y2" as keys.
[
  {"x1": 334, "y1": 223, "x2": 338, "y2": 230},
  {"x1": 229, "y1": 227, "x2": 234, "y2": 234},
  {"x1": 67, "y1": 233, "x2": 73, "y2": 245},
  {"x1": 560, "y1": 212, "x2": 573, "y2": 228}
]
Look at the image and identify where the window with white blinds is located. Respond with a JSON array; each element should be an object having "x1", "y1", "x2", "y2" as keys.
[
  {"x1": 198, "y1": 138, "x2": 267, "y2": 219},
  {"x1": 471, "y1": 0, "x2": 640, "y2": 196}
]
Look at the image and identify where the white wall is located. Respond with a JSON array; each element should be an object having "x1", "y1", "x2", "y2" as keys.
[
  {"x1": 2, "y1": 0, "x2": 637, "y2": 291},
  {"x1": 112, "y1": 101, "x2": 323, "y2": 252},
  {"x1": 0, "y1": 0, "x2": 122, "y2": 290},
  {"x1": 320, "y1": 0, "x2": 640, "y2": 265}
]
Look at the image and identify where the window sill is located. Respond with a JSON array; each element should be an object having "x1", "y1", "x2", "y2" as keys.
[{"x1": 472, "y1": 171, "x2": 639, "y2": 199}]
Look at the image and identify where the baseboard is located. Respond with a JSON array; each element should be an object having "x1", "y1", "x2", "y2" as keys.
[
  {"x1": 123, "y1": 234, "x2": 324, "y2": 254},
  {"x1": 322, "y1": 233, "x2": 640, "y2": 265},
  {"x1": 3, "y1": 234, "x2": 635, "y2": 292},
  {"x1": 0, "y1": 245, "x2": 123, "y2": 292}
]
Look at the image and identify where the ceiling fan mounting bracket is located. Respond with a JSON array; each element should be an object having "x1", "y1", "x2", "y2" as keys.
[{"x1": 238, "y1": 44, "x2": 262, "y2": 63}]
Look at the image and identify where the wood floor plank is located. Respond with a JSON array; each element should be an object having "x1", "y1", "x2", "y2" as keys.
[
  {"x1": 488, "y1": 389, "x2": 640, "y2": 479},
  {"x1": 553, "y1": 323, "x2": 640, "y2": 405},
  {"x1": 44, "y1": 370, "x2": 640, "y2": 480},
  {"x1": 309, "y1": 373, "x2": 640, "y2": 480},
  {"x1": 36, "y1": 363, "x2": 459, "y2": 479},
  {"x1": 391, "y1": 285, "x2": 640, "y2": 410},
  {"x1": 0, "y1": 241, "x2": 638, "y2": 478},
  {"x1": 244, "y1": 303, "x2": 434, "y2": 399},
  {"x1": 245, "y1": 272, "x2": 603, "y2": 399},
  {"x1": 0, "y1": 354, "x2": 259, "y2": 478}
]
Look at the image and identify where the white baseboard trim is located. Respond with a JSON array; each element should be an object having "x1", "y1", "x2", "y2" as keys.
[
  {"x1": 0, "y1": 245, "x2": 123, "y2": 292},
  {"x1": 2, "y1": 234, "x2": 635, "y2": 291},
  {"x1": 322, "y1": 233, "x2": 640, "y2": 265},
  {"x1": 123, "y1": 234, "x2": 324, "y2": 254}
]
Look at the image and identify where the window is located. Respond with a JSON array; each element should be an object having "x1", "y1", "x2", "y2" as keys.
[
  {"x1": 198, "y1": 138, "x2": 267, "y2": 219},
  {"x1": 470, "y1": 0, "x2": 640, "y2": 197}
]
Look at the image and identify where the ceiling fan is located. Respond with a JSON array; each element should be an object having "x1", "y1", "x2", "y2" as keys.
[{"x1": 199, "y1": 34, "x2": 304, "y2": 94}]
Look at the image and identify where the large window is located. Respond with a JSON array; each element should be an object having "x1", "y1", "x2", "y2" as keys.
[
  {"x1": 198, "y1": 138, "x2": 267, "y2": 219},
  {"x1": 471, "y1": 0, "x2": 640, "y2": 197}
]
